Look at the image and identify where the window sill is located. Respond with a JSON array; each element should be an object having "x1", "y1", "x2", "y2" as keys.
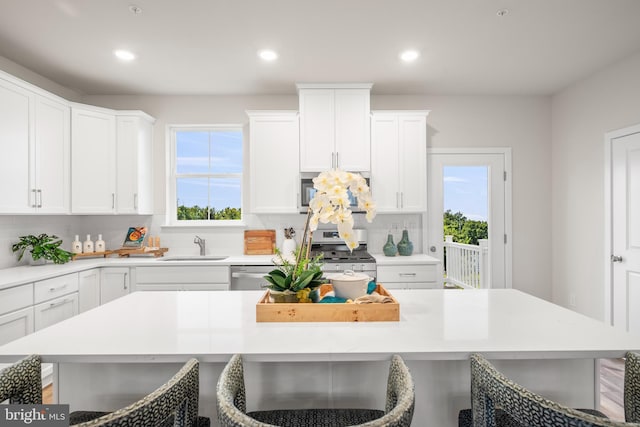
[{"x1": 161, "y1": 221, "x2": 247, "y2": 229}]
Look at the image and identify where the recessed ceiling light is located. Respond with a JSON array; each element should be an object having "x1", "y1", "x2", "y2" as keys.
[
  {"x1": 258, "y1": 49, "x2": 278, "y2": 61},
  {"x1": 400, "y1": 50, "x2": 419, "y2": 62},
  {"x1": 114, "y1": 49, "x2": 136, "y2": 61},
  {"x1": 496, "y1": 9, "x2": 509, "y2": 17},
  {"x1": 129, "y1": 5, "x2": 142, "y2": 15}
]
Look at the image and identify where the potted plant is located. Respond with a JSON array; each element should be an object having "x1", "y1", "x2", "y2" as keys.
[
  {"x1": 264, "y1": 248, "x2": 324, "y2": 303},
  {"x1": 12, "y1": 234, "x2": 73, "y2": 265}
]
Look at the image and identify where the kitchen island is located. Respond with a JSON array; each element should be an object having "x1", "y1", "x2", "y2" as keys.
[{"x1": 1, "y1": 289, "x2": 639, "y2": 426}]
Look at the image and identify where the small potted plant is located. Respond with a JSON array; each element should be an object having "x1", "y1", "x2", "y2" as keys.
[
  {"x1": 12, "y1": 234, "x2": 73, "y2": 265},
  {"x1": 264, "y1": 249, "x2": 325, "y2": 303}
]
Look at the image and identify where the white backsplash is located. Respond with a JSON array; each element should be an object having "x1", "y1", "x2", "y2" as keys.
[{"x1": 0, "y1": 213, "x2": 425, "y2": 269}]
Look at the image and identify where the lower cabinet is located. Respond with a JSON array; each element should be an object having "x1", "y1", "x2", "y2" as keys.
[
  {"x1": 100, "y1": 267, "x2": 130, "y2": 304},
  {"x1": 377, "y1": 264, "x2": 440, "y2": 289},
  {"x1": 79, "y1": 269, "x2": 101, "y2": 313},
  {"x1": 34, "y1": 293, "x2": 79, "y2": 331},
  {"x1": 0, "y1": 306, "x2": 34, "y2": 346},
  {"x1": 133, "y1": 266, "x2": 230, "y2": 291}
]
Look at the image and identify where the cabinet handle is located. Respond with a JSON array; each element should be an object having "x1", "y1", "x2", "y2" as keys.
[
  {"x1": 49, "y1": 284, "x2": 68, "y2": 292},
  {"x1": 396, "y1": 192, "x2": 399, "y2": 209},
  {"x1": 400, "y1": 192, "x2": 404, "y2": 209},
  {"x1": 399, "y1": 273, "x2": 416, "y2": 277},
  {"x1": 134, "y1": 193, "x2": 138, "y2": 210},
  {"x1": 112, "y1": 193, "x2": 115, "y2": 209},
  {"x1": 123, "y1": 272, "x2": 128, "y2": 290},
  {"x1": 331, "y1": 152, "x2": 335, "y2": 169},
  {"x1": 44, "y1": 299, "x2": 70, "y2": 310},
  {"x1": 336, "y1": 152, "x2": 339, "y2": 169},
  {"x1": 31, "y1": 189, "x2": 38, "y2": 208}
]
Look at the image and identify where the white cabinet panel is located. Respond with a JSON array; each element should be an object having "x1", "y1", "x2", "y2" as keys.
[
  {"x1": 0, "y1": 77, "x2": 33, "y2": 213},
  {"x1": 34, "y1": 95, "x2": 70, "y2": 213},
  {"x1": 0, "y1": 283, "x2": 33, "y2": 315},
  {"x1": 248, "y1": 111, "x2": 299, "y2": 213},
  {"x1": 135, "y1": 266, "x2": 229, "y2": 285},
  {"x1": 136, "y1": 283, "x2": 229, "y2": 291},
  {"x1": 0, "y1": 307, "x2": 34, "y2": 346},
  {"x1": 78, "y1": 269, "x2": 100, "y2": 313},
  {"x1": 116, "y1": 115, "x2": 154, "y2": 214},
  {"x1": 34, "y1": 272, "x2": 79, "y2": 304},
  {"x1": 371, "y1": 111, "x2": 428, "y2": 213},
  {"x1": 71, "y1": 106, "x2": 116, "y2": 213},
  {"x1": 377, "y1": 264, "x2": 439, "y2": 290},
  {"x1": 34, "y1": 293, "x2": 78, "y2": 331},
  {"x1": 100, "y1": 267, "x2": 130, "y2": 304},
  {"x1": 299, "y1": 85, "x2": 371, "y2": 172}
]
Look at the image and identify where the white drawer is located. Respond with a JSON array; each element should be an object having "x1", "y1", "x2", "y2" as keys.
[
  {"x1": 34, "y1": 293, "x2": 79, "y2": 331},
  {"x1": 137, "y1": 283, "x2": 229, "y2": 291},
  {"x1": 135, "y1": 266, "x2": 229, "y2": 284},
  {"x1": 0, "y1": 283, "x2": 33, "y2": 316},
  {"x1": 35, "y1": 273, "x2": 79, "y2": 304},
  {"x1": 377, "y1": 265, "x2": 438, "y2": 283}
]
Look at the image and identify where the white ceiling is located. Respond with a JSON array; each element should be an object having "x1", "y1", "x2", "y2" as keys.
[{"x1": 2, "y1": 0, "x2": 640, "y2": 96}]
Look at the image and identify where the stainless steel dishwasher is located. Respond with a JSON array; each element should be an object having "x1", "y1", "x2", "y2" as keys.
[{"x1": 230, "y1": 265, "x2": 273, "y2": 290}]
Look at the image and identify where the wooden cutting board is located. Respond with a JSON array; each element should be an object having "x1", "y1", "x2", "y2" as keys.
[{"x1": 244, "y1": 230, "x2": 276, "y2": 255}]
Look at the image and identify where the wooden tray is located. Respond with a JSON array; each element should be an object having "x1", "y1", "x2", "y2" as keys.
[
  {"x1": 244, "y1": 230, "x2": 276, "y2": 255},
  {"x1": 71, "y1": 251, "x2": 113, "y2": 260},
  {"x1": 256, "y1": 284, "x2": 399, "y2": 322},
  {"x1": 113, "y1": 247, "x2": 169, "y2": 258}
]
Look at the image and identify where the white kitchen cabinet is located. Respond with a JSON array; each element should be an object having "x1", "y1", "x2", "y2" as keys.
[
  {"x1": 298, "y1": 84, "x2": 372, "y2": 172},
  {"x1": 247, "y1": 111, "x2": 299, "y2": 213},
  {"x1": 0, "y1": 76, "x2": 33, "y2": 213},
  {"x1": 133, "y1": 265, "x2": 230, "y2": 291},
  {"x1": 34, "y1": 273, "x2": 79, "y2": 304},
  {"x1": 100, "y1": 268, "x2": 130, "y2": 304},
  {"x1": 33, "y1": 95, "x2": 70, "y2": 213},
  {"x1": 371, "y1": 111, "x2": 429, "y2": 212},
  {"x1": 78, "y1": 269, "x2": 101, "y2": 313},
  {"x1": 116, "y1": 113, "x2": 155, "y2": 214},
  {"x1": 71, "y1": 105, "x2": 116, "y2": 214},
  {"x1": 0, "y1": 283, "x2": 34, "y2": 346},
  {"x1": 34, "y1": 293, "x2": 78, "y2": 331},
  {"x1": 377, "y1": 264, "x2": 440, "y2": 289}
]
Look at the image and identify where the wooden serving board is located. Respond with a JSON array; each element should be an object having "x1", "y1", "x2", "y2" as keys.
[
  {"x1": 244, "y1": 230, "x2": 276, "y2": 255},
  {"x1": 114, "y1": 247, "x2": 169, "y2": 258},
  {"x1": 256, "y1": 284, "x2": 399, "y2": 322}
]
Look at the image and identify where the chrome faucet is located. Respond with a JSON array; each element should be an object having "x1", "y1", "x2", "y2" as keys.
[{"x1": 194, "y1": 235, "x2": 206, "y2": 256}]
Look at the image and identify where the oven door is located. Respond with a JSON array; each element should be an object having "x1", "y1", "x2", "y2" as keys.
[{"x1": 230, "y1": 265, "x2": 273, "y2": 291}]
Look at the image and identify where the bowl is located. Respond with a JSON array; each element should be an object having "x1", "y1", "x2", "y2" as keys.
[{"x1": 328, "y1": 270, "x2": 371, "y2": 300}]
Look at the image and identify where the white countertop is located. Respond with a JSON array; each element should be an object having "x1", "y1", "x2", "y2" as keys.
[
  {"x1": 1, "y1": 289, "x2": 638, "y2": 363},
  {"x1": 371, "y1": 253, "x2": 440, "y2": 265}
]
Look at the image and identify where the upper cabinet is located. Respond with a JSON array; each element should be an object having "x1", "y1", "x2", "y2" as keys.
[
  {"x1": 371, "y1": 111, "x2": 429, "y2": 213},
  {"x1": 0, "y1": 74, "x2": 70, "y2": 214},
  {"x1": 247, "y1": 111, "x2": 300, "y2": 213},
  {"x1": 298, "y1": 84, "x2": 372, "y2": 172},
  {"x1": 116, "y1": 114, "x2": 154, "y2": 214},
  {"x1": 71, "y1": 106, "x2": 117, "y2": 214}
]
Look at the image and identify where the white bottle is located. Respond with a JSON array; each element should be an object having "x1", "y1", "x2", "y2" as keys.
[
  {"x1": 95, "y1": 234, "x2": 106, "y2": 253},
  {"x1": 83, "y1": 234, "x2": 94, "y2": 253},
  {"x1": 71, "y1": 235, "x2": 82, "y2": 254}
]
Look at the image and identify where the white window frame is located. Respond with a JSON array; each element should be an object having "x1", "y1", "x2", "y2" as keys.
[{"x1": 165, "y1": 124, "x2": 244, "y2": 227}]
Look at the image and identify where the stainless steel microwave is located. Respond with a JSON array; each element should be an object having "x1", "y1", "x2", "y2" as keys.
[{"x1": 299, "y1": 172, "x2": 370, "y2": 213}]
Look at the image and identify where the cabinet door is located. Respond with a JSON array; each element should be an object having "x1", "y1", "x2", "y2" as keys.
[
  {"x1": 371, "y1": 114, "x2": 400, "y2": 212},
  {"x1": 71, "y1": 107, "x2": 116, "y2": 213},
  {"x1": 398, "y1": 115, "x2": 427, "y2": 212},
  {"x1": 100, "y1": 268, "x2": 130, "y2": 304},
  {"x1": 249, "y1": 112, "x2": 299, "y2": 213},
  {"x1": 0, "y1": 78, "x2": 33, "y2": 213},
  {"x1": 0, "y1": 307, "x2": 34, "y2": 346},
  {"x1": 35, "y1": 96, "x2": 70, "y2": 213},
  {"x1": 34, "y1": 293, "x2": 78, "y2": 331},
  {"x1": 299, "y1": 89, "x2": 334, "y2": 171},
  {"x1": 334, "y1": 89, "x2": 370, "y2": 172},
  {"x1": 116, "y1": 116, "x2": 153, "y2": 214},
  {"x1": 78, "y1": 269, "x2": 100, "y2": 313}
]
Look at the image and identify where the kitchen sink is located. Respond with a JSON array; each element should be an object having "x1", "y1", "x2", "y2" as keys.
[{"x1": 158, "y1": 255, "x2": 228, "y2": 262}]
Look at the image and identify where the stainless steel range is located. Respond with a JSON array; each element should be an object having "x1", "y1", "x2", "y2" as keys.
[{"x1": 310, "y1": 229, "x2": 376, "y2": 279}]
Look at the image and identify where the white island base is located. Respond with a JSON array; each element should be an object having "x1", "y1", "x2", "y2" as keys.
[{"x1": 0, "y1": 290, "x2": 637, "y2": 426}]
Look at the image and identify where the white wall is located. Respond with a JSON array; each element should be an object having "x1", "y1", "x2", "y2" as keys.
[{"x1": 551, "y1": 50, "x2": 640, "y2": 320}]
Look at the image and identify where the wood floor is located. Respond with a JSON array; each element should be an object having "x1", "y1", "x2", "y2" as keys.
[{"x1": 40, "y1": 359, "x2": 627, "y2": 420}]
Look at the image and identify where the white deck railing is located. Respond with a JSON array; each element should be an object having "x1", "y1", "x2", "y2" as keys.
[{"x1": 444, "y1": 236, "x2": 488, "y2": 289}]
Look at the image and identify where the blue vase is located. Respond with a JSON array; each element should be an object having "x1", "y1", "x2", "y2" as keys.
[
  {"x1": 397, "y1": 230, "x2": 413, "y2": 256},
  {"x1": 383, "y1": 234, "x2": 398, "y2": 257}
]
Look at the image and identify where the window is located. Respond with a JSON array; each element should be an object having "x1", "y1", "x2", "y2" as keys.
[{"x1": 167, "y1": 126, "x2": 243, "y2": 225}]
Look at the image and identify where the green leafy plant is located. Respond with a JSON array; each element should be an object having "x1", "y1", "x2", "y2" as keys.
[
  {"x1": 12, "y1": 234, "x2": 73, "y2": 264},
  {"x1": 264, "y1": 248, "x2": 324, "y2": 293}
]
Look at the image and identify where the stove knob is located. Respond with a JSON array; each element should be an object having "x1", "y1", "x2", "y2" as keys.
[
  {"x1": 360, "y1": 264, "x2": 365, "y2": 272},
  {"x1": 352, "y1": 264, "x2": 356, "y2": 271},
  {"x1": 335, "y1": 265, "x2": 340, "y2": 271}
]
